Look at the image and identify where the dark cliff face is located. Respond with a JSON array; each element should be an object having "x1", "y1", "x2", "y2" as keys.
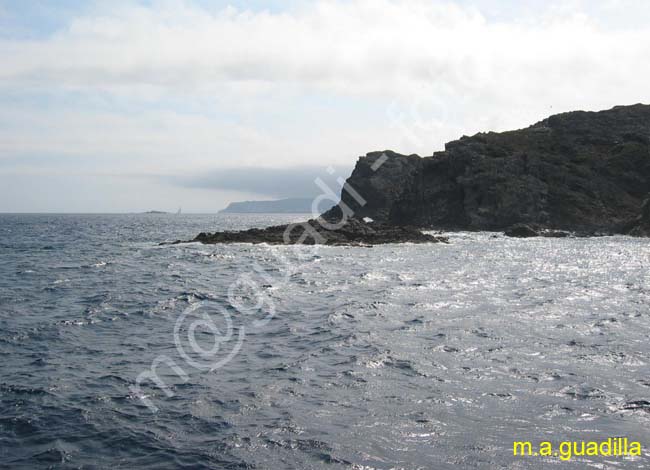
[
  {"x1": 330, "y1": 150, "x2": 422, "y2": 222},
  {"x1": 332, "y1": 104, "x2": 650, "y2": 232},
  {"x1": 627, "y1": 198, "x2": 650, "y2": 236}
]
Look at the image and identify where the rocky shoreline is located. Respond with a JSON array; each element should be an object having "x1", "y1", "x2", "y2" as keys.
[
  {"x1": 165, "y1": 212, "x2": 648, "y2": 246},
  {"x1": 167, "y1": 216, "x2": 448, "y2": 246},
  {"x1": 171, "y1": 104, "x2": 649, "y2": 246},
  {"x1": 503, "y1": 196, "x2": 650, "y2": 238},
  {"x1": 324, "y1": 104, "x2": 650, "y2": 236}
]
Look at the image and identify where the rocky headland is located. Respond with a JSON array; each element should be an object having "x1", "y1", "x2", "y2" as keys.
[
  {"x1": 325, "y1": 104, "x2": 650, "y2": 236},
  {"x1": 184, "y1": 104, "x2": 649, "y2": 245}
]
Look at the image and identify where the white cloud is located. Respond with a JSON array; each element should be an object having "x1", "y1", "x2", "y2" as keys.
[
  {"x1": 1, "y1": 0, "x2": 650, "y2": 210},
  {"x1": 1, "y1": 0, "x2": 649, "y2": 99}
]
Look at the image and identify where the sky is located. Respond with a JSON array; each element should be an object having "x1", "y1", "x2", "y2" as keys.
[{"x1": 1, "y1": 0, "x2": 650, "y2": 212}]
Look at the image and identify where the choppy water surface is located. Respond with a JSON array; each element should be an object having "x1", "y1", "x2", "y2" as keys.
[{"x1": 1, "y1": 214, "x2": 649, "y2": 469}]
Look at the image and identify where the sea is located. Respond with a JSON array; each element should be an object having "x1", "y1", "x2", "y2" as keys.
[{"x1": 1, "y1": 213, "x2": 649, "y2": 469}]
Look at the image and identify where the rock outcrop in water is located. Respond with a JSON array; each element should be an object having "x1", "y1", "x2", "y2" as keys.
[
  {"x1": 325, "y1": 104, "x2": 650, "y2": 235},
  {"x1": 504, "y1": 224, "x2": 540, "y2": 238},
  {"x1": 187, "y1": 217, "x2": 447, "y2": 246}
]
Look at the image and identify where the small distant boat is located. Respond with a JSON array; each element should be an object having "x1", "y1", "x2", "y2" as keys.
[{"x1": 176, "y1": 207, "x2": 182, "y2": 215}]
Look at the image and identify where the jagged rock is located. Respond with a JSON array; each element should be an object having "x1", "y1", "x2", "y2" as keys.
[
  {"x1": 186, "y1": 217, "x2": 447, "y2": 246},
  {"x1": 322, "y1": 151, "x2": 422, "y2": 222},
  {"x1": 504, "y1": 224, "x2": 539, "y2": 238},
  {"x1": 503, "y1": 224, "x2": 574, "y2": 238},
  {"x1": 327, "y1": 104, "x2": 650, "y2": 235}
]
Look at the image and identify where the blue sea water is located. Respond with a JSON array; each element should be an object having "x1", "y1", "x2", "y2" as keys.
[{"x1": 1, "y1": 213, "x2": 649, "y2": 469}]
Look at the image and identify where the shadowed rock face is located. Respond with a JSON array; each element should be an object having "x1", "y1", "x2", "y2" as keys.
[
  {"x1": 328, "y1": 104, "x2": 650, "y2": 233},
  {"x1": 189, "y1": 217, "x2": 448, "y2": 246},
  {"x1": 627, "y1": 199, "x2": 650, "y2": 236}
]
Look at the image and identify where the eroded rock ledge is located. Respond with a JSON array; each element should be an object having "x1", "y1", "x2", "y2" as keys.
[{"x1": 185, "y1": 217, "x2": 447, "y2": 246}]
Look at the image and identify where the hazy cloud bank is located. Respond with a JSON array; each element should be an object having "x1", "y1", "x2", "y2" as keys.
[{"x1": 168, "y1": 164, "x2": 354, "y2": 199}]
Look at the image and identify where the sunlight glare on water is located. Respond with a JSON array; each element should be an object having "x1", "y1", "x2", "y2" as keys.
[{"x1": 0, "y1": 214, "x2": 649, "y2": 469}]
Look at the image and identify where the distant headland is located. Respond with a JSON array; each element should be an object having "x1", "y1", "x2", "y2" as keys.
[{"x1": 219, "y1": 198, "x2": 314, "y2": 214}]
